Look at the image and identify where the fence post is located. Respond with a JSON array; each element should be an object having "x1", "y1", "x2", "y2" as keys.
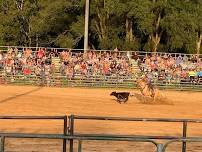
[
  {"x1": 0, "y1": 136, "x2": 5, "y2": 152},
  {"x1": 182, "y1": 121, "x2": 187, "y2": 152},
  {"x1": 63, "y1": 116, "x2": 68, "y2": 152},
  {"x1": 157, "y1": 143, "x2": 164, "y2": 152},
  {"x1": 69, "y1": 115, "x2": 74, "y2": 152},
  {"x1": 78, "y1": 140, "x2": 82, "y2": 152}
]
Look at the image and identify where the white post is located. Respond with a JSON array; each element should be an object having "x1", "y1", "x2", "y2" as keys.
[{"x1": 84, "y1": 0, "x2": 90, "y2": 53}]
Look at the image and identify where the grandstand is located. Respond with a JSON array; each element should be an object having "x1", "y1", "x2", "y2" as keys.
[{"x1": 0, "y1": 46, "x2": 202, "y2": 90}]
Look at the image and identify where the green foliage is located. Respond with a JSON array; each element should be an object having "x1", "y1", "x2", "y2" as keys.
[{"x1": 0, "y1": 0, "x2": 201, "y2": 53}]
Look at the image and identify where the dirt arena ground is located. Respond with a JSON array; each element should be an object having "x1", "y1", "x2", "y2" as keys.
[{"x1": 0, "y1": 85, "x2": 202, "y2": 152}]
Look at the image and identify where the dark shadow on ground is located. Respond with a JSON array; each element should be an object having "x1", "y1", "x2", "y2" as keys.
[
  {"x1": 0, "y1": 87, "x2": 43, "y2": 104},
  {"x1": 110, "y1": 99, "x2": 129, "y2": 104}
]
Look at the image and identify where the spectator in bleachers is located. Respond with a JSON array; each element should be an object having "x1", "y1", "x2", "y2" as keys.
[
  {"x1": 197, "y1": 70, "x2": 202, "y2": 83},
  {"x1": 188, "y1": 70, "x2": 196, "y2": 83},
  {"x1": 1, "y1": 47, "x2": 202, "y2": 86}
]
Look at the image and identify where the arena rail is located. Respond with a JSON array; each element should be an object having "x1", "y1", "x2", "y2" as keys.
[
  {"x1": 0, "y1": 115, "x2": 202, "y2": 152},
  {"x1": 69, "y1": 115, "x2": 202, "y2": 152},
  {"x1": 1, "y1": 133, "x2": 202, "y2": 152},
  {"x1": 1, "y1": 45, "x2": 202, "y2": 57},
  {"x1": 0, "y1": 116, "x2": 68, "y2": 152},
  {"x1": 162, "y1": 138, "x2": 202, "y2": 152},
  {"x1": 0, "y1": 133, "x2": 163, "y2": 152},
  {"x1": 1, "y1": 73, "x2": 202, "y2": 91}
]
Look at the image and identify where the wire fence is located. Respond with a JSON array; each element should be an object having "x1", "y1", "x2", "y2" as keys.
[
  {"x1": 0, "y1": 46, "x2": 202, "y2": 58},
  {"x1": 0, "y1": 73, "x2": 202, "y2": 91}
]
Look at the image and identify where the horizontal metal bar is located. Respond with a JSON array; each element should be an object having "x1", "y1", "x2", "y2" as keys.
[
  {"x1": 0, "y1": 133, "x2": 65, "y2": 139},
  {"x1": 0, "y1": 133, "x2": 202, "y2": 146},
  {"x1": 163, "y1": 138, "x2": 202, "y2": 151},
  {"x1": 74, "y1": 134, "x2": 184, "y2": 140},
  {"x1": 0, "y1": 133, "x2": 157, "y2": 144},
  {"x1": 0, "y1": 46, "x2": 200, "y2": 56},
  {"x1": 72, "y1": 115, "x2": 202, "y2": 123},
  {"x1": 71, "y1": 136, "x2": 158, "y2": 144},
  {"x1": 0, "y1": 116, "x2": 66, "y2": 120}
]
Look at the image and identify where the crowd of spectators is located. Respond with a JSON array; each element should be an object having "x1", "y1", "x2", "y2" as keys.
[
  {"x1": 0, "y1": 47, "x2": 202, "y2": 85},
  {"x1": 0, "y1": 48, "x2": 131, "y2": 81},
  {"x1": 133, "y1": 53, "x2": 202, "y2": 84}
]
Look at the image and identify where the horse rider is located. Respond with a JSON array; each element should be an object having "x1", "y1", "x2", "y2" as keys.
[{"x1": 142, "y1": 74, "x2": 155, "y2": 97}]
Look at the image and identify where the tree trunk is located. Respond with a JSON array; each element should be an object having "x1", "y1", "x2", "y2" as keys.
[
  {"x1": 129, "y1": 20, "x2": 133, "y2": 42},
  {"x1": 126, "y1": 17, "x2": 129, "y2": 41},
  {"x1": 150, "y1": 33, "x2": 161, "y2": 52},
  {"x1": 94, "y1": 5, "x2": 108, "y2": 43},
  {"x1": 36, "y1": 34, "x2": 39, "y2": 47},
  {"x1": 196, "y1": 32, "x2": 202, "y2": 56},
  {"x1": 150, "y1": 13, "x2": 161, "y2": 52},
  {"x1": 97, "y1": 13, "x2": 107, "y2": 40},
  {"x1": 28, "y1": 23, "x2": 32, "y2": 46},
  {"x1": 126, "y1": 17, "x2": 134, "y2": 42}
]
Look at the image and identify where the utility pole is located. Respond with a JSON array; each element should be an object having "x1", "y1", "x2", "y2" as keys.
[{"x1": 84, "y1": 0, "x2": 90, "y2": 53}]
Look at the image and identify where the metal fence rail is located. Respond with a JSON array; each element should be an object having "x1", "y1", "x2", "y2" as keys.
[
  {"x1": 1, "y1": 73, "x2": 202, "y2": 91},
  {"x1": 1, "y1": 133, "x2": 202, "y2": 152},
  {"x1": 1, "y1": 46, "x2": 202, "y2": 58},
  {"x1": 69, "y1": 115, "x2": 202, "y2": 152},
  {"x1": 0, "y1": 115, "x2": 202, "y2": 152},
  {"x1": 0, "y1": 133, "x2": 160, "y2": 152},
  {"x1": 0, "y1": 116, "x2": 68, "y2": 152}
]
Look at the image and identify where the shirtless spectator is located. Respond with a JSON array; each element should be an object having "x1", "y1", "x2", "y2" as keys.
[
  {"x1": 24, "y1": 48, "x2": 32, "y2": 58},
  {"x1": 60, "y1": 50, "x2": 70, "y2": 61},
  {"x1": 0, "y1": 52, "x2": 3, "y2": 70}
]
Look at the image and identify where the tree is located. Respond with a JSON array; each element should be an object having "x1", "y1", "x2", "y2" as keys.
[
  {"x1": 0, "y1": 0, "x2": 84, "y2": 47},
  {"x1": 137, "y1": 0, "x2": 170, "y2": 52},
  {"x1": 30, "y1": 0, "x2": 84, "y2": 47},
  {"x1": 0, "y1": 0, "x2": 201, "y2": 53},
  {"x1": 193, "y1": 0, "x2": 202, "y2": 55},
  {"x1": 112, "y1": 0, "x2": 147, "y2": 50},
  {"x1": 163, "y1": 0, "x2": 202, "y2": 54},
  {"x1": 0, "y1": 0, "x2": 39, "y2": 46}
]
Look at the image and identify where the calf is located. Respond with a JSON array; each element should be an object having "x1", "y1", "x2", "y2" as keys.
[{"x1": 110, "y1": 91, "x2": 130, "y2": 104}]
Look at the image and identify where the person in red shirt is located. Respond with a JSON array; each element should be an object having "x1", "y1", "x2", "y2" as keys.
[{"x1": 37, "y1": 48, "x2": 45, "y2": 58}]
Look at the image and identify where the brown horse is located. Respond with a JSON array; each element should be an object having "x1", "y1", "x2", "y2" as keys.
[{"x1": 136, "y1": 78, "x2": 160, "y2": 101}]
